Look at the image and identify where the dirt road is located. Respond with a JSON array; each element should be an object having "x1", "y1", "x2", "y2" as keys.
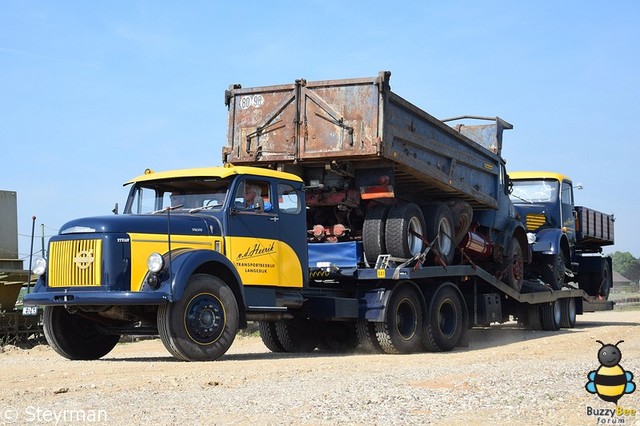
[{"x1": 1, "y1": 310, "x2": 639, "y2": 425}]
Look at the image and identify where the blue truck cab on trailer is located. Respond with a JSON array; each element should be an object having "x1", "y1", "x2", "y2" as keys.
[{"x1": 509, "y1": 171, "x2": 614, "y2": 297}]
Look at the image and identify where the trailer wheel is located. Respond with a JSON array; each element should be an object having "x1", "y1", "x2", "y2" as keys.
[
  {"x1": 375, "y1": 285, "x2": 424, "y2": 354},
  {"x1": 560, "y1": 298, "x2": 577, "y2": 328},
  {"x1": 257, "y1": 321, "x2": 286, "y2": 352},
  {"x1": 503, "y1": 239, "x2": 524, "y2": 292},
  {"x1": 317, "y1": 322, "x2": 359, "y2": 352},
  {"x1": 385, "y1": 203, "x2": 426, "y2": 259},
  {"x1": 423, "y1": 285, "x2": 464, "y2": 352},
  {"x1": 539, "y1": 252, "x2": 566, "y2": 290},
  {"x1": 355, "y1": 320, "x2": 383, "y2": 353},
  {"x1": 363, "y1": 204, "x2": 390, "y2": 263},
  {"x1": 524, "y1": 304, "x2": 543, "y2": 330},
  {"x1": 43, "y1": 306, "x2": 120, "y2": 360},
  {"x1": 157, "y1": 274, "x2": 238, "y2": 361},
  {"x1": 275, "y1": 319, "x2": 318, "y2": 352},
  {"x1": 423, "y1": 203, "x2": 456, "y2": 264},
  {"x1": 540, "y1": 301, "x2": 561, "y2": 331}
]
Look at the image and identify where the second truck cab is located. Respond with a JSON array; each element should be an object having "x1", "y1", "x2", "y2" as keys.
[{"x1": 509, "y1": 171, "x2": 613, "y2": 297}]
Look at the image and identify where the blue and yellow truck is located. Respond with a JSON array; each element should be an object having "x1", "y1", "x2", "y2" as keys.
[
  {"x1": 24, "y1": 73, "x2": 612, "y2": 361},
  {"x1": 509, "y1": 171, "x2": 614, "y2": 298}
]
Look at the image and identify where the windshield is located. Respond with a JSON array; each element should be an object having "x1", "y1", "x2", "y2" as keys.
[
  {"x1": 124, "y1": 177, "x2": 231, "y2": 214},
  {"x1": 509, "y1": 179, "x2": 559, "y2": 203}
]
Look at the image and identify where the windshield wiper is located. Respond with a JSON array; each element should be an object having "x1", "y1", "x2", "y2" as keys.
[
  {"x1": 510, "y1": 194, "x2": 533, "y2": 204},
  {"x1": 151, "y1": 204, "x2": 184, "y2": 214},
  {"x1": 189, "y1": 205, "x2": 217, "y2": 214}
]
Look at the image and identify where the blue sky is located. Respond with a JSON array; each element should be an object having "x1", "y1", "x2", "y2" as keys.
[{"x1": 2, "y1": 1, "x2": 639, "y2": 261}]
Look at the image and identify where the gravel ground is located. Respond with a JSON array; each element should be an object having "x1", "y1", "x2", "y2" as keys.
[{"x1": 1, "y1": 310, "x2": 640, "y2": 425}]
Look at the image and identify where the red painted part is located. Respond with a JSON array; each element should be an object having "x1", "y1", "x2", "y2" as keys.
[{"x1": 459, "y1": 231, "x2": 492, "y2": 259}]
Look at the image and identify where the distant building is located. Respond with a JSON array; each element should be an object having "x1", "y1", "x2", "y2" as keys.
[{"x1": 613, "y1": 271, "x2": 635, "y2": 292}]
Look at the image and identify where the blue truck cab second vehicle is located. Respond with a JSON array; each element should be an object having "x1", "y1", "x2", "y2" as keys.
[{"x1": 509, "y1": 171, "x2": 614, "y2": 297}]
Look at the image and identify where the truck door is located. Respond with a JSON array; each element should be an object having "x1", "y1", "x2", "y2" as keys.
[
  {"x1": 226, "y1": 178, "x2": 304, "y2": 289},
  {"x1": 561, "y1": 180, "x2": 576, "y2": 245}
]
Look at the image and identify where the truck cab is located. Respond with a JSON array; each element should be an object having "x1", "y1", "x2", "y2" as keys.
[
  {"x1": 25, "y1": 165, "x2": 309, "y2": 361},
  {"x1": 509, "y1": 171, "x2": 613, "y2": 297}
]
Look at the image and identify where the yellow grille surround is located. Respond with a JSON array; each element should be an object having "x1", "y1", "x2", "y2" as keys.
[{"x1": 49, "y1": 239, "x2": 102, "y2": 287}]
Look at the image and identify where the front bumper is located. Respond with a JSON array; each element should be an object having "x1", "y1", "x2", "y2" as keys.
[{"x1": 23, "y1": 289, "x2": 170, "y2": 306}]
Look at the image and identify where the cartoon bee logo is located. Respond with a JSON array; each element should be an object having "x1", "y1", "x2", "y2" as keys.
[{"x1": 586, "y1": 340, "x2": 636, "y2": 404}]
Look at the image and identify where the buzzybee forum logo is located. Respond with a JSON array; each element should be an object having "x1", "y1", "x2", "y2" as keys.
[{"x1": 585, "y1": 340, "x2": 636, "y2": 404}]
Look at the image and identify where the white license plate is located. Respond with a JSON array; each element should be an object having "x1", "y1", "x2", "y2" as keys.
[{"x1": 22, "y1": 306, "x2": 38, "y2": 316}]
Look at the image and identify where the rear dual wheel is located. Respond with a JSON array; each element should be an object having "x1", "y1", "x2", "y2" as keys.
[
  {"x1": 375, "y1": 285, "x2": 424, "y2": 354},
  {"x1": 423, "y1": 204, "x2": 456, "y2": 264},
  {"x1": 364, "y1": 202, "x2": 455, "y2": 262},
  {"x1": 423, "y1": 285, "x2": 464, "y2": 352}
]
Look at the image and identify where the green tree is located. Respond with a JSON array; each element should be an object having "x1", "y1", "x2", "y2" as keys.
[{"x1": 610, "y1": 251, "x2": 640, "y2": 283}]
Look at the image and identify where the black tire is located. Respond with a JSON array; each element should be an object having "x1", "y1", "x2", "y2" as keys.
[
  {"x1": 43, "y1": 306, "x2": 120, "y2": 360},
  {"x1": 355, "y1": 320, "x2": 383, "y2": 353},
  {"x1": 539, "y1": 252, "x2": 566, "y2": 290},
  {"x1": 540, "y1": 301, "x2": 561, "y2": 331},
  {"x1": 592, "y1": 261, "x2": 612, "y2": 299},
  {"x1": 560, "y1": 298, "x2": 577, "y2": 328},
  {"x1": 524, "y1": 304, "x2": 542, "y2": 330},
  {"x1": 503, "y1": 239, "x2": 524, "y2": 292},
  {"x1": 258, "y1": 321, "x2": 286, "y2": 352},
  {"x1": 363, "y1": 204, "x2": 390, "y2": 264},
  {"x1": 423, "y1": 285, "x2": 464, "y2": 352},
  {"x1": 317, "y1": 322, "x2": 359, "y2": 352},
  {"x1": 375, "y1": 285, "x2": 424, "y2": 354},
  {"x1": 157, "y1": 274, "x2": 239, "y2": 361},
  {"x1": 275, "y1": 319, "x2": 318, "y2": 352},
  {"x1": 423, "y1": 203, "x2": 456, "y2": 264},
  {"x1": 385, "y1": 203, "x2": 426, "y2": 259}
]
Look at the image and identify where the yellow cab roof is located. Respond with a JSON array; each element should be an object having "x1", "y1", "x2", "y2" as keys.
[
  {"x1": 125, "y1": 164, "x2": 303, "y2": 185},
  {"x1": 509, "y1": 171, "x2": 572, "y2": 183}
]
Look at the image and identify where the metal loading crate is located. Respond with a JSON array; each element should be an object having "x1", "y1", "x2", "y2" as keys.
[{"x1": 575, "y1": 206, "x2": 614, "y2": 248}]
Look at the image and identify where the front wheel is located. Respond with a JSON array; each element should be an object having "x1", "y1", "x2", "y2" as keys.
[
  {"x1": 539, "y1": 252, "x2": 566, "y2": 290},
  {"x1": 43, "y1": 306, "x2": 120, "y2": 360},
  {"x1": 158, "y1": 274, "x2": 239, "y2": 361}
]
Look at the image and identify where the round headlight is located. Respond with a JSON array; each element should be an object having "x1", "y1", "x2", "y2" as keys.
[
  {"x1": 527, "y1": 232, "x2": 537, "y2": 245},
  {"x1": 32, "y1": 257, "x2": 47, "y2": 276},
  {"x1": 147, "y1": 252, "x2": 164, "y2": 273}
]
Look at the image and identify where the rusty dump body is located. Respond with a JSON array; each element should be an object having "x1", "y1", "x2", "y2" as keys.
[{"x1": 224, "y1": 71, "x2": 510, "y2": 211}]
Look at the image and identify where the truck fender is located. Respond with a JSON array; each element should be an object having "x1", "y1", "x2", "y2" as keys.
[
  {"x1": 359, "y1": 281, "x2": 423, "y2": 322},
  {"x1": 155, "y1": 249, "x2": 246, "y2": 326},
  {"x1": 531, "y1": 228, "x2": 568, "y2": 256}
]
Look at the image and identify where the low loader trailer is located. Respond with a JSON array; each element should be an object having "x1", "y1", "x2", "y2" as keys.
[{"x1": 24, "y1": 73, "x2": 612, "y2": 361}]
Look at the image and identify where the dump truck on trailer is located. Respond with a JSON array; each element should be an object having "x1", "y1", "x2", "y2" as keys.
[{"x1": 24, "y1": 72, "x2": 612, "y2": 361}]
